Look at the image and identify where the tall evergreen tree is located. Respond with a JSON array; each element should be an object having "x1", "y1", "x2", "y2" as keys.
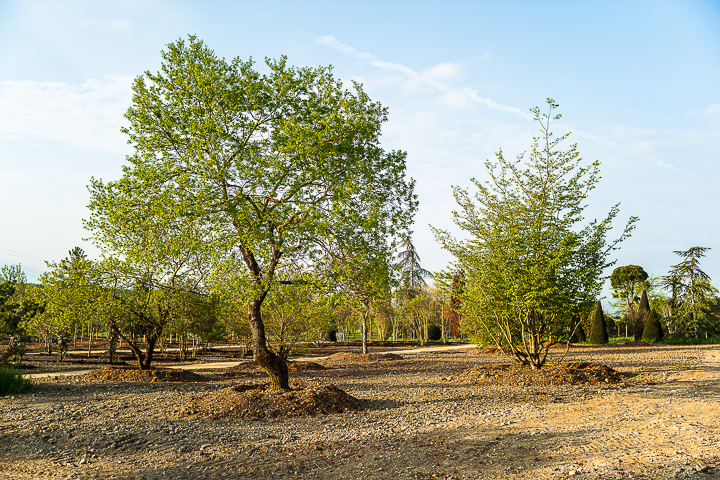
[
  {"x1": 397, "y1": 236, "x2": 433, "y2": 296},
  {"x1": 641, "y1": 308, "x2": 663, "y2": 342},
  {"x1": 630, "y1": 289, "x2": 651, "y2": 341},
  {"x1": 588, "y1": 302, "x2": 608, "y2": 344},
  {"x1": 664, "y1": 247, "x2": 717, "y2": 337}
]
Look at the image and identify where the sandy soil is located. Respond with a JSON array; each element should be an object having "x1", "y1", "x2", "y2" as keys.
[{"x1": 1, "y1": 343, "x2": 719, "y2": 479}]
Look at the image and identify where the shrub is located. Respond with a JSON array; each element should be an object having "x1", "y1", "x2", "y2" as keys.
[
  {"x1": 588, "y1": 302, "x2": 608, "y2": 344},
  {"x1": 427, "y1": 325, "x2": 442, "y2": 341},
  {"x1": 0, "y1": 365, "x2": 33, "y2": 396},
  {"x1": 641, "y1": 308, "x2": 663, "y2": 343},
  {"x1": 569, "y1": 315, "x2": 586, "y2": 343}
]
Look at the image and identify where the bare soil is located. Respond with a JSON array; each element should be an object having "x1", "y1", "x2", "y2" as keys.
[
  {"x1": 1, "y1": 343, "x2": 719, "y2": 480},
  {"x1": 182, "y1": 382, "x2": 363, "y2": 419},
  {"x1": 80, "y1": 366, "x2": 208, "y2": 383}
]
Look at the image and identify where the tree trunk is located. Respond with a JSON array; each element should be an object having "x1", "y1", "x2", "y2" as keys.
[
  {"x1": 108, "y1": 329, "x2": 118, "y2": 363},
  {"x1": 361, "y1": 314, "x2": 368, "y2": 354},
  {"x1": 142, "y1": 337, "x2": 156, "y2": 370},
  {"x1": 249, "y1": 299, "x2": 289, "y2": 390},
  {"x1": 88, "y1": 326, "x2": 93, "y2": 358}
]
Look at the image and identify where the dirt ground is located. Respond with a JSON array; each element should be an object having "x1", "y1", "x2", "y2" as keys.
[{"x1": 1, "y1": 343, "x2": 719, "y2": 479}]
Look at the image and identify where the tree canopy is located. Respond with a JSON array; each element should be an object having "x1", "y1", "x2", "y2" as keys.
[{"x1": 433, "y1": 99, "x2": 637, "y2": 369}]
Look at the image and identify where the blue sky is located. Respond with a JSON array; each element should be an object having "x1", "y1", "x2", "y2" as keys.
[{"x1": 1, "y1": 0, "x2": 719, "y2": 306}]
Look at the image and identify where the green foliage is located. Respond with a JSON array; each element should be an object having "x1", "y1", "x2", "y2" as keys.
[
  {"x1": 0, "y1": 265, "x2": 42, "y2": 366},
  {"x1": 433, "y1": 99, "x2": 636, "y2": 369},
  {"x1": 0, "y1": 365, "x2": 32, "y2": 396},
  {"x1": 610, "y1": 265, "x2": 648, "y2": 310},
  {"x1": 641, "y1": 308, "x2": 664, "y2": 342},
  {"x1": 397, "y1": 236, "x2": 432, "y2": 296},
  {"x1": 662, "y1": 247, "x2": 718, "y2": 337},
  {"x1": 87, "y1": 36, "x2": 416, "y2": 387},
  {"x1": 638, "y1": 290, "x2": 650, "y2": 314},
  {"x1": 588, "y1": 302, "x2": 608, "y2": 344},
  {"x1": 661, "y1": 336, "x2": 720, "y2": 345},
  {"x1": 569, "y1": 315, "x2": 586, "y2": 343}
]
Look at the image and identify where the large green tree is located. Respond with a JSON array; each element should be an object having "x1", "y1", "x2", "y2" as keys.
[
  {"x1": 433, "y1": 99, "x2": 637, "y2": 369},
  {"x1": 663, "y1": 247, "x2": 717, "y2": 337},
  {"x1": 90, "y1": 37, "x2": 416, "y2": 388},
  {"x1": 609, "y1": 265, "x2": 649, "y2": 340}
]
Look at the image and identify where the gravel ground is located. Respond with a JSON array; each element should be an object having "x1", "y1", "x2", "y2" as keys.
[{"x1": 1, "y1": 344, "x2": 719, "y2": 479}]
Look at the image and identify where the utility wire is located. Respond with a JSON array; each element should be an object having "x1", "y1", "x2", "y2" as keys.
[{"x1": 0, "y1": 245, "x2": 47, "y2": 263}]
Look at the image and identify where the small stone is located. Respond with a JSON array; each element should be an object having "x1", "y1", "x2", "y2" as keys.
[{"x1": 79, "y1": 458, "x2": 87, "y2": 465}]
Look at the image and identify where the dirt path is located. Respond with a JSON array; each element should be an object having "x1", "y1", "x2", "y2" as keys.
[{"x1": 24, "y1": 343, "x2": 477, "y2": 377}]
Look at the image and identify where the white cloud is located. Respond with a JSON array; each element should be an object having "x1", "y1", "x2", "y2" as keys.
[
  {"x1": 316, "y1": 35, "x2": 532, "y2": 120},
  {"x1": 705, "y1": 104, "x2": 720, "y2": 117},
  {"x1": 654, "y1": 160, "x2": 687, "y2": 172},
  {"x1": 109, "y1": 18, "x2": 132, "y2": 30},
  {"x1": 0, "y1": 75, "x2": 133, "y2": 152},
  {"x1": 421, "y1": 62, "x2": 464, "y2": 82}
]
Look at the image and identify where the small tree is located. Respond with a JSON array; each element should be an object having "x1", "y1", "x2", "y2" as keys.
[
  {"x1": 588, "y1": 302, "x2": 608, "y2": 344},
  {"x1": 641, "y1": 308, "x2": 663, "y2": 342},
  {"x1": 433, "y1": 99, "x2": 636, "y2": 369}
]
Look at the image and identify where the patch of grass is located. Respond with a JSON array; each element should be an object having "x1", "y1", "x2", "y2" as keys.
[
  {"x1": 0, "y1": 365, "x2": 33, "y2": 396},
  {"x1": 609, "y1": 337, "x2": 633, "y2": 343},
  {"x1": 661, "y1": 337, "x2": 720, "y2": 345}
]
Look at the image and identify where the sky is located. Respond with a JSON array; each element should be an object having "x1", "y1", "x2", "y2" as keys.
[{"x1": 0, "y1": 0, "x2": 719, "y2": 307}]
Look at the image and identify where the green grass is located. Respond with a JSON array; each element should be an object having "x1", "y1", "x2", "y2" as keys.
[
  {"x1": 609, "y1": 337, "x2": 633, "y2": 343},
  {"x1": 661, "y1": 336, "x2": 720, "y2": 345},
  {"x1": 0, "y1": 365, "x2": 33, "y2": 396}
]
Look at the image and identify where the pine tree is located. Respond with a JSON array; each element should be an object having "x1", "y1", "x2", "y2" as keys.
[
  {"x1": 588, "y1": 302, "x2": 608, "y2": 344},
  {"x1": 397, "y1": 237, "x2": 433, "y2": 297},
  {"x1": 630, "y1": 290, "x2": 651, "y2": 341},
  {"x1": 641, "y1": 308, "x2": 663, "y2": 343},
  {"x1": 569, "y1": 315, "x2": 586, "y2": 343}
]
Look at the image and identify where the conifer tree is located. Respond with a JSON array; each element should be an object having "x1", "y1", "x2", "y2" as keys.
[
  {"x1": 569, "y1": 315, "x2": 586, "y2": 343},
  {"x1": 588, "y1": 302, "x2": 608, "y2": 344},
  {"x1": 632, "y1": 290, "x2": 651, "y2": 341},
  {"x1": 641, "y1": 308, "x2": 664, "y2": 343}
]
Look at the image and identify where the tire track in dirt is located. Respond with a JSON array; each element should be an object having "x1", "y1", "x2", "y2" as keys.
[{"x1": 506, "y1": 348, "x2": 720, "y2": 478}]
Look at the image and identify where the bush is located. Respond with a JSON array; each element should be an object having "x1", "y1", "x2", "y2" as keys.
[
  {"x1": 588, "y1": 302, "x2": 608, "y2": 344},
  {"x1": 641, "y1": 308, "x2": 663, "y2": 343},
  {"x1": 569, "y1": 315, "x2": 586, "y2": 343},
  {"x1": 427, "y1": 325, "x2": 442, "y2": 341},
  {"x1": 0, "y1": 365, "x2": 33, "y2": 396}
]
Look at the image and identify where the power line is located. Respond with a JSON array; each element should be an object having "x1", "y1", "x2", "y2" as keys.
[
  {"x1": 0, "y1": 245, "x2": 47, "y2": 264},
  {"x1": 0, "y1": 260, "x2": 45, "y2": 277}
]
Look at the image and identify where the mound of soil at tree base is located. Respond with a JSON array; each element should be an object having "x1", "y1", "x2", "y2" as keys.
[
  {"x1": 323, "y1": 352, "x2": 403, "y2": 364},
  {"x1": 460, "y1": 362, "x2": 625, "y2": 386},
  {"x1": 223, "y1": 360, "x2": 327, "y2": 377},
  {"x1": 181, "y1": 381, "x2": 364, "y2": 419},
  {"x1": 80, "y1": 366, "x2": 207, "y2": 383}
]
